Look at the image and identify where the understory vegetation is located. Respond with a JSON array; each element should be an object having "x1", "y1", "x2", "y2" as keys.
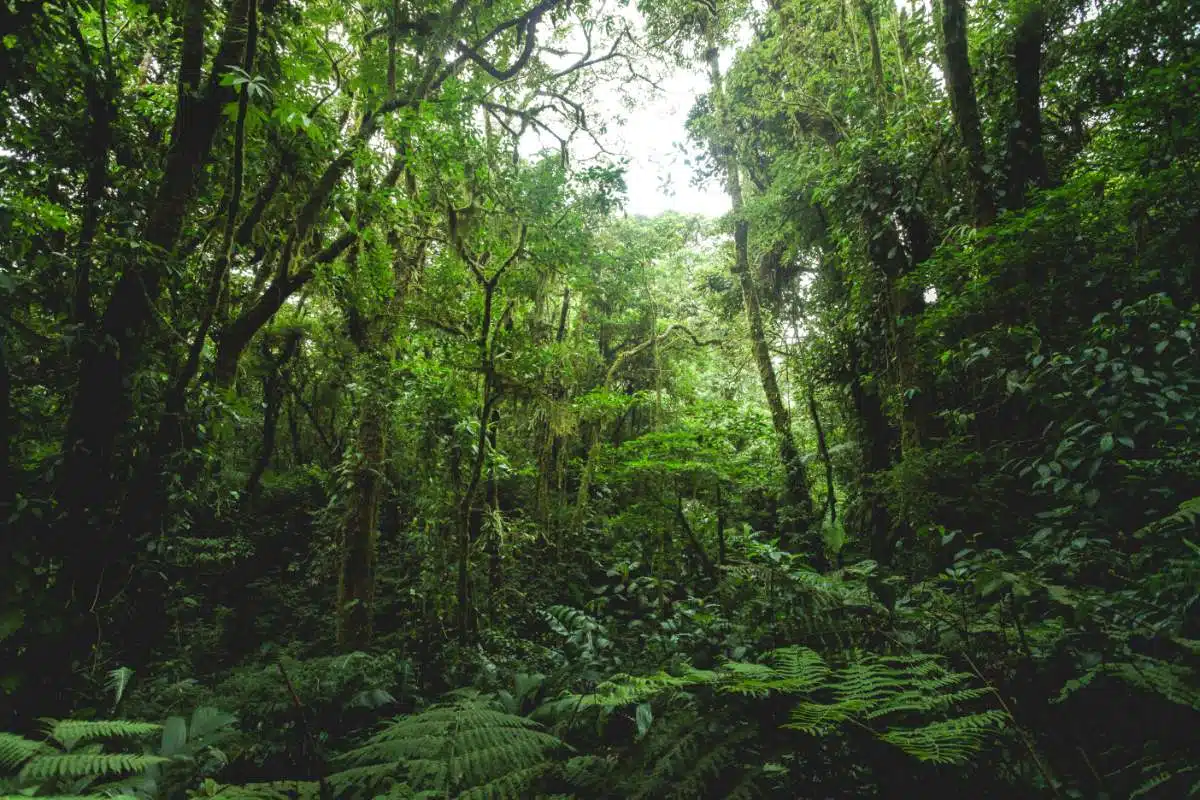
[{"x1": 1, "y1": 0, "x2": 1197, "y2": 796}]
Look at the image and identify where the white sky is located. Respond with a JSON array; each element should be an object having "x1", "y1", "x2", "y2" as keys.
[
  {"x1": 522, "y1": 10, "x2": 740, "y2": 219},
  {"x1": 605, "y1": 66, "x2": 732, "y2": 218}
]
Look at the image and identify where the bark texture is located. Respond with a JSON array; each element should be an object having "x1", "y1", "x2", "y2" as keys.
[{"x1": 941, "y1": 0, "x2": 996, "y2": 226}]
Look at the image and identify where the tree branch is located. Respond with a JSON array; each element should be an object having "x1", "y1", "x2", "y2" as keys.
[{"x1": 606, "y1": 323, "x2": 721, "y2": 383}]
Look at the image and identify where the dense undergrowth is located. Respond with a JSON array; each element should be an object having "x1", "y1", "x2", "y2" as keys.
[{"x1": 2, "y1": 0, "x2": 1198, "y2": 796}]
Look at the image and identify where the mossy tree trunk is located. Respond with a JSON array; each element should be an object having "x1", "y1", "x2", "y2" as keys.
[{"x1": 703, "y1": 32, "x2": 819, "y2": 565}]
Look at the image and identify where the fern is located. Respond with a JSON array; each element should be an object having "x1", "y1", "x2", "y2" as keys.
[
  {"x1": 45, "y1": 719, "x2": 161, "y2": 751},
  {"x1": 1056, "y1": 656, "x2": 1200, "y2": 710},
  {"x1": 331, "y1": 691, "x2": 564, "y2": 799},
  {"x1": 19, "y1": 752, "x2": 169, "y2": 781},
  {"x1": 878, "y1": 711, "x2": 1010, "y2": 764},
  {"x1": 3, "y1": 716, "x2": 172, "y2": 798},
  {"x1": 578, "y1": 667, "x2": 718, "y2": 708},
  {"x1": 105, "y1": 666, "x2": 135, "y2": 710},
  {"x1": 0, "y1": 732, "x2": 43, "y2": 770},
  {"x1": 566, "y1": 644, "x2": 1005, "y2": 781},
  {"x1": 195, "y1": 780, "x2": 323, "y2": 798},
  {"x1": 718, "y1": 646, "x2": 831, "y2": 697}
]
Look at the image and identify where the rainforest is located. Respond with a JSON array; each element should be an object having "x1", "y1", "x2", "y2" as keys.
[{"x1": 0, "y1": 0, "x2": 1197, "y2": 796}]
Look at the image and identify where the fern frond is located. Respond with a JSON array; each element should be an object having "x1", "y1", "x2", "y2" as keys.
[
  {"x1": 459, "y1": 762, "x2": 550, "y2": 800},
  {"x1": 1132, "y1": 770, "x2": 1176, "y2": 798},
  {"x1": 18, "y1": 752, "x2": 169, "y2": 781},
  {"x1": 718, "y1": 647, "x2": 831, "y2": 696},
  {"x1": 331, "y1": 695, "x2": 562, "y2": 798},
  {"x1": 46, "y1": 719, "x2": 161, "y2": 750},
  {"x1": 878, "y1": 710, "x2": 1008, "y2": 764},
  {"x1": 786, "y1": 698, "x2": 857, "y2": 736},
  {"x1": 573, "y1": 645, "x2": 1006, "y2": 779},
  {"x1": 188, "y1": 706, "x2": 238, "y2": 742},
  {"x1": 0, "y1": 731, "x2": 44, "y2": 769},
  {"x1": 560, "y1": 754, "x2": 611, "y2": 790},
  {"x1": 580, "y1": 668, "x2": 718, "y2": 708},
  {"x1": 327, "y1": 760, "x2": 405, "y2": 789}
]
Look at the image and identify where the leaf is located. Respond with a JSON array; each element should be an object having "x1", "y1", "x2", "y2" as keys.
[
  {"x1": 635, "y1": 702, "x2": 654, "y2": 739},
  {"x1": 1099, "y1": 433, "x2": 1114, "y2": 453},
  {"x1": 161, "y1": 715, "x2": 188, "y2": 757},
  {"x1": 106, "y1": 666, "x2": 134, "y2": 709},
  {"x1": 348, "y1": 689, "x2": 395, "y2": 709},
  {"x1": 188, "y1": 706, "x2": 238, "y2": 742}
]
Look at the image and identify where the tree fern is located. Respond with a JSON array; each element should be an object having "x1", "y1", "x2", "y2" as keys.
[{"x1": 330, "y1": 691, "x2": 565, "y2": 799}]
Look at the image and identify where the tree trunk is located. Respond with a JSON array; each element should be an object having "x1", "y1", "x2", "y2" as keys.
[
  {"x1": 247, "y1": 330, "x2": 302, "y2": 499},
  {"x1": 704, "y1": 38, "x2": 818, "y2": 564},
  {"x1": 941, "y1": 0, "x2": 995, "y2": 226},
  {"x1": 859, "y1": 0, "x2": 886, "y2": 100},
  {"x1": 120, "y1": 0, "x2": 262, "y2": 548},
  {"x1": 1006, "y1": 3, "x2": 1047, "y2": 210},
  {"x1": 67, "y1": 11, "x2": 113, "y2": 327},
  {"x1": 485, "y1": 415, "x2": 502, "y2": 625},
  {"x1": 715, "y1": 485, "x2": 726, "y2": 565},
  {"x1": 334, "y1": 223, "x2": 421, "y2": 650},
  {"x1": 214, "y1": 232, "x2": 356, "y2": 387},
  {"x1": 336, "y1": 396, "x2": 386, "y2": 649},
  {"x1": 39, "y1": 0, "x2": 252, "y2": 691},
  {"x1": 457, "y1": 390, "x2": 497, "y2": 642},
  {"x1": 57, "y1": 0, "x2": 251, "y2": 533},
  {"x1": 676, "y1": 493, "x2": 716, "y2": 582},
  {"x1": 847, "y1": 338, "x2": 900, "y2": 565},
  {"x1": 808, "y1": 386, "x2": 837, "y2": 525},
  {"x1": 287, "y1": 396, "x2": 303, "y2": 466}
]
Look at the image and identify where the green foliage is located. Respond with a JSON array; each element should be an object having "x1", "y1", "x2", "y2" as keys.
[
  {"x1": 18, "y1": 753, "x2": 170, "y2": 782},
  {"x1": 330, "y1": 692, "x2": 564, "y2": 799},
  {"x1": 0, "y1": 718, "x2": 164, "y2": 799},
  {"x1": 0, "y1": 733, "x2": 42, "y2": 770},
  {"x1": 1, "y1": 0, "x2": 1197, "y2": 795},
  {"x1": 1, "y1": 707, "x2": 238, "y2": 800},
  {"x1": 47, "y1": 721, "x2": 163, "y2": 751},
  {"x1": 185, "y1": 778, "x2": 321, "y2": 799},
  {"x1": 573, "y1": 646, "x2": 1004, "y2": 764}
]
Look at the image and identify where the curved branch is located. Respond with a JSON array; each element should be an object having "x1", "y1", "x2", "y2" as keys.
[
  {"x1": 440, "y1": 0, "x2": 564, "y2": 85},
  {"x1": 606, "y1": 323, "x2": 721, "y2": 383},
  {"x1": 456, "y1": 15, "x2": 540, "y2": 81},
  {"x1": 547, "y1": 26, "x2": 631, "y2": 80}
]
